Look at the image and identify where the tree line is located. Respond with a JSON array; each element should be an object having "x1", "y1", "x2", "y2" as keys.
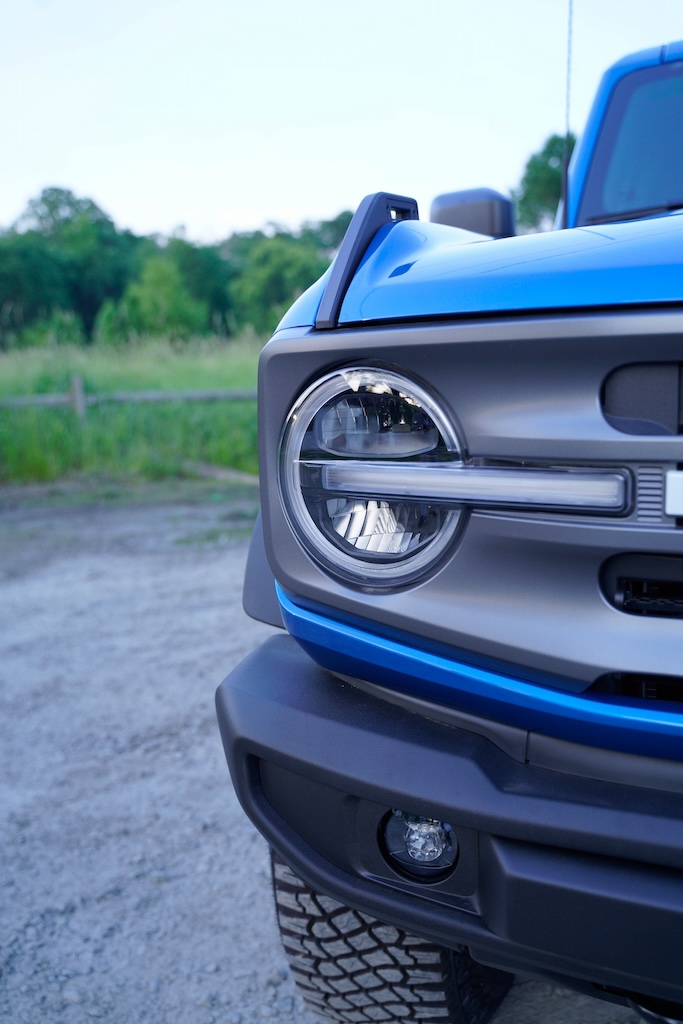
[
  {"x1": 0, "y1": 187, "x2": 352, "y2": 349},
  {"x1": 0, "y1": 135, "x2": 570, "y2": 349}
]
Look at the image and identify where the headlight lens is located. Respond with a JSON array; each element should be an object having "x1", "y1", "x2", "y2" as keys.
[{"x1": 279, "y1": 367, "x2": 463, "y2": 587}]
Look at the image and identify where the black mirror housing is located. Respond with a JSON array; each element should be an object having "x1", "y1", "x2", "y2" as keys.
[{"x1": 430, "y1": 188, "x2": 515, "y2": 238}]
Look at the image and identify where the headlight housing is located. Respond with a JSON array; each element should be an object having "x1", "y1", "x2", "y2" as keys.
[{"x1": 279, "y1": 367, "x2": 464, "y2": 588}]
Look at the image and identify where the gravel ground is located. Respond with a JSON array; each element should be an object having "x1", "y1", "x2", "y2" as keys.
[{"x1": 0, "y1": 480, "x2": 641, "y2": 1024}]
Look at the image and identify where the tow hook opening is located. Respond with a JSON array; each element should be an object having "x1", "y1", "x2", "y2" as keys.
[{"x1": 628, "y1": 994, "x2": 683, "y2": 1024}]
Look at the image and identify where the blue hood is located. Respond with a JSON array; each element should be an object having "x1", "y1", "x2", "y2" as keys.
[
  {"x1": 340, "y1": 214, "x2": 683, "y2": 324},
  {"x1": 278, "y1": 213, "x2": 683, "y2": 331}
]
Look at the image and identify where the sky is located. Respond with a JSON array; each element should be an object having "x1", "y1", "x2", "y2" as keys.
[{"x1": 3, "y1": 0, "x2": 682, "y2": 241}]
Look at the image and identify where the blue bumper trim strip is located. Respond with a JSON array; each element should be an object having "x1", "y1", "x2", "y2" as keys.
[{"x1": 277, "y1": 586, "x2": 683, "y2": 761}]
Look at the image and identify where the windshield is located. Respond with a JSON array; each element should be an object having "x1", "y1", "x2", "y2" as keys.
[{"x1": 576, "y1": 61, "x2": 683, "y2": 226}]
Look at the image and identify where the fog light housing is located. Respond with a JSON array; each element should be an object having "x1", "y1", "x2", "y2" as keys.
[{"x1": 382, "y1": 809, "x2": 458, "y2": 881}]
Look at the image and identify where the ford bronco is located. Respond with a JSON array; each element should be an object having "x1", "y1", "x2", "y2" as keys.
[{"x1": 217, "y1": 40, "x2": 683, "y2": 1024}]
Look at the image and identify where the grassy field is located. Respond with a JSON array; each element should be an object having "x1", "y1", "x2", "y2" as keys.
[{"x1": 0, "y1": 336, "x2": 263, "y2": 483}]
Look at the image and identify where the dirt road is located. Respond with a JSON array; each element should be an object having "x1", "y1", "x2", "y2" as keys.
[{"x1": 0, "y1": 481, "x2": 639, "y2": 1023}]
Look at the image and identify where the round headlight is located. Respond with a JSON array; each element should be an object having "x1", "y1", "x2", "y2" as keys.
[{"x1": 279, "y1": 367, "x2": 463, "y2": 588}]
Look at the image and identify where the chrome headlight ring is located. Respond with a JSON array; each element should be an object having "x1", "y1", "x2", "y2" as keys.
[{"x1": 278, "y1": 367, "x2": 464, "y2": 588}]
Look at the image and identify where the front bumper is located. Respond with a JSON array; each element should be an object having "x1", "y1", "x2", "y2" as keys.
[{"x1": 217, "y1": 633, "x2": 683, "y2": 1003}]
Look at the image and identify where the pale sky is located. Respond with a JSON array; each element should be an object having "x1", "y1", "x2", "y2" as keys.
[{"x1": 3, "y1": 0, "x2": 682, "y2": 241}]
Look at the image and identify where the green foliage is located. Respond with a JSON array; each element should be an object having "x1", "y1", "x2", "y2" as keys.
[
  {"x1": 0, "y1": 406, "x2": 83, "y2": 480},
  {"x1": 229, "y1": 232, "x2": 327, "y2": 334},
  {"x1": 166, "y1": 237, "x2": 234, "y2": 334},
  {"x1": 0, "y1": 401, "x2": 258, "y2": 482},
  {"x1": 512, "y1": 133, "x2": 576, "y2": 230},
  {"x1": 2, "y1": 187, "x2": 349, "y2": 345},
  {"x1": 0, "y1": 231, "x2": 69, "y2": 347},
  {"x1": 0, "y1": 335, "x2": 263, "y2": 397},
  {"x1": 0, "y1": 337, "x2": 262, "y2": 482},
  {"x1": 123, "y1": 256, "x2": 209, "y2": 339},
  {"x1": 19, "y1": 310, "x2": 86, "y2": 349},
  {"x1": 59, "y1": 212, "x2": 139, "y2": 337},
  {"x1": 14, "y1": 187, "x2": 144, "y2": 338},
  {"x1": 92, "y1": 298, "x2": 135, "y2": 347},
  {"x1": 16, "y1": 186, "x2": 111, "y2": 237}
]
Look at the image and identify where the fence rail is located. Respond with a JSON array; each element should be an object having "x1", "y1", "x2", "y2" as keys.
[{"x1": 0, "y1": 375, "x2": 257, "y2": 421}]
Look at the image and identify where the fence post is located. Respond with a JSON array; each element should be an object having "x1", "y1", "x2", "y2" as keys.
[{"x1": 71, "y1": 375, "x2": 86, "y2": 422}]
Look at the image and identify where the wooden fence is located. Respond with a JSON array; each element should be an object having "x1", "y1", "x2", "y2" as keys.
[{"x1": 0, "y1": 375, "x2": 257, "y2": 422}]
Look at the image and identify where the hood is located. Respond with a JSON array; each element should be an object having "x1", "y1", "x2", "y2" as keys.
[
  {"x1": 337, "y1": 213, "x2": 683, "y2": 325},
  {"x1": 277, "y1": 213, "x2": 683, "y2": 331}
]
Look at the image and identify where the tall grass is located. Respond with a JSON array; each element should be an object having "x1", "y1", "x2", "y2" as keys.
[
  {"x1": 0, "y1": 335, "x2": 264, "y2": 483},
  {"x1": 0, "y1": 333, "x2": 264, "y2": 396}
]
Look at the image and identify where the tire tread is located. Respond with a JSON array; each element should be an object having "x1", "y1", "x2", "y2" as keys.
[{"x1": 270, "y1": 851, "x2": 512, "y2": 1024}]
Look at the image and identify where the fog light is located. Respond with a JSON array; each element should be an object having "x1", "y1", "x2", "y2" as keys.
[
  {"x1": 405, "y1": 819, "x2": 449, "y2": 862},
  {"x1": 382, "y1": 810, "x2": 458, "y2": 881}
]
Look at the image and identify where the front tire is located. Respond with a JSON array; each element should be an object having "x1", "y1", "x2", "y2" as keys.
[{"x1": 271, "y1": 851, "x2": 512, "y2": 1024}]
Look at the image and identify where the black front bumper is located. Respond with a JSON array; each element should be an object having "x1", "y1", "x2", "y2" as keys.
[{"x1": 216, "y1": 633, "x2": 683, "y2": 1004}]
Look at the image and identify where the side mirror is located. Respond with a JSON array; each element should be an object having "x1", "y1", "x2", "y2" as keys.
[{"x1": 430, "y1": 188, "x2": 515, "y2": 238}]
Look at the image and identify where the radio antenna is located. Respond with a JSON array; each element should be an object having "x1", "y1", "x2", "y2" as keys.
[{"x1": 561, "y1": 0, "x2": 574, "y2": 227}]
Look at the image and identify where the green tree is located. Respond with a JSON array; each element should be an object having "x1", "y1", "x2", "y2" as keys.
[
  {"x1": 2, "y1": 188, "x2": 353, "y2": 345},
  {"x1": 0, "y1": 231, "x2": 69, "y2": 346},
  {"x1": 14, "y1": 187, "x2": 145, "y2": 338},
  {"x1": 60, "y1": 214, "x2": 141, "y2": 337},
  {"x1": 92, "y1": 297, "x2": 135, "y2": 347},
  {"x1": 16, "y1": 186, "x2": 111, "y2": 237},
  {"x1": 512, "y1": 133, "x2": 576, "y2": 231},
  {"x1": 123, "y1": 256, "x2": 209, "y2": 339},
  {"x1": 228, "y1": 233, "x2": 327, "y2": 334},
  {"x1": 166, "y1": 237, "x2": 234, "y2": 334}
]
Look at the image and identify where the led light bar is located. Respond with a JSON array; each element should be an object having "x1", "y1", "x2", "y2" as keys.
[{"x1": 303, "y1": 460, "x2": 629, "y2": 513}]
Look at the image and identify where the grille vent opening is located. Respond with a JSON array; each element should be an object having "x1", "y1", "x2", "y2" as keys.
[
  {"x1": 601, "y1": 553, "x2": 683, "y2": 619},
  {"x1": 590, "y1": 673, "x2": 683, "y2": 706},
  {"x1": 602, "y1": 363, "x2": 682, "y2": 435},
  {"x1": 616, "y1": 577, "x2": 683, "y2": 617}
]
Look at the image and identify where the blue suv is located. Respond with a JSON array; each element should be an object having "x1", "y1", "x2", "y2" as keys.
[{"x1": 217, "y1": 41, "x2": 683, "y2": 1024}]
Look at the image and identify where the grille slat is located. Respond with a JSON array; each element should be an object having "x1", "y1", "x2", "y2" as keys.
[{"x1": 636, "y1": 466, "x2": 666, "y2": 523}]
